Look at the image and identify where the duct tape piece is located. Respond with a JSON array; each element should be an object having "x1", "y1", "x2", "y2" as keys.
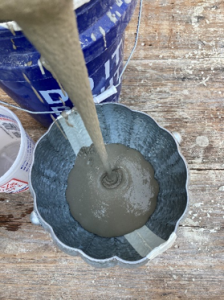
[
  {"x1": 125, "y1": 225, "x2": 166, "y2": 258},
  {"x1": 58, "y1": 110, "x2": 92, "y2": 155}
]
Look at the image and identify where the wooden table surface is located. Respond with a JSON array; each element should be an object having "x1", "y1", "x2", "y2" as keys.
[{"x1": 0, "y1": 1, "x2": 224, "y2": 299}]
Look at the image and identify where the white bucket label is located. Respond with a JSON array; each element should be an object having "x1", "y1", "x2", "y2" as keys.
[
  {"x1": 0, "y1": 178, "x2": 29, "y2": 193},
  {"x1": 0, "y1": 111, "x2": 35, "y2": 193},
  {"x1": 0, "y1": 114, "x2": 21, "y2": 142}
]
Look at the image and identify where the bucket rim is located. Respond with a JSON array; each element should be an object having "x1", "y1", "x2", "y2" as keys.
[{"x1": 0, "y1": 0, "x2": 91, "y2": 31}]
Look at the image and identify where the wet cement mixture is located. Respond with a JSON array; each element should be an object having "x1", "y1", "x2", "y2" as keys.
[{"x1": 66, "y1": 143, "x2": 159, "y2": 237}]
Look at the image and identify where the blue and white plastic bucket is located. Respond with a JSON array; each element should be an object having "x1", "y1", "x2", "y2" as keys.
[
  {"x1": 0, "y1": 0, "x2": 137, "y2": 127},
  {"x1": 0, "y1": 106, "x2": 35, "y2": 193}
]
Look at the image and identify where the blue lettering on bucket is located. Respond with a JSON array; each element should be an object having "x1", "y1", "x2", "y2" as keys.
[
  {"x1": 39, "y1": 89, "x2": 69, "y2": 105},
  {"x1": 38, "y1": 38, "x2": 123, "y2": 114}
]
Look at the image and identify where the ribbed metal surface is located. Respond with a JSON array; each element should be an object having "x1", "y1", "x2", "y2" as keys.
[{"x1": 29, "y1": 103, "x2": 189, "y2": 267}]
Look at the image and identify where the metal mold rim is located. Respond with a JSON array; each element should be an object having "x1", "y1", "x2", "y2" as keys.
[{"x1": 29, "y1": 102, "x2": 189, "y2": 267}]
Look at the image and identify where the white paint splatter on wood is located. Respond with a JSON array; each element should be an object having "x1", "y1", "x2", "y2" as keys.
[{"x1": 196, "y1": 136, "x2": 209, "y2": 147}]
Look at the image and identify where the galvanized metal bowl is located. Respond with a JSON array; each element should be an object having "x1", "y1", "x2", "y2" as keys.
[{"x1": 29, "y1": 103, "x2": 188, "y2": 267}]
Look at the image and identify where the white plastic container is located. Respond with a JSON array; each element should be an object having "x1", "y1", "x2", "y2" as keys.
[{"x1": 0, "y1": 106, "x2": 34, "y2": 193}]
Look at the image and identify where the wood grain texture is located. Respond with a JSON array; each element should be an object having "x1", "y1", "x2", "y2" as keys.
[
  {"x1": 124, "y1": 0, "x2": 224, "y2": 60},
  {"x1": 0, "y1": 0, "x2": 224, "y2": 299}
]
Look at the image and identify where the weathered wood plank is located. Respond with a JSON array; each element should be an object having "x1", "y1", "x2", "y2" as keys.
[
  {"x1": 125, "y1": 0, "x2": 224, "y2": 60},
  {"x1": 120, "y1": 58, "x2": 224, "y2": 170},
  {"x1": 0, "y1": 225, "x2": 223, "y2": 300}
]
